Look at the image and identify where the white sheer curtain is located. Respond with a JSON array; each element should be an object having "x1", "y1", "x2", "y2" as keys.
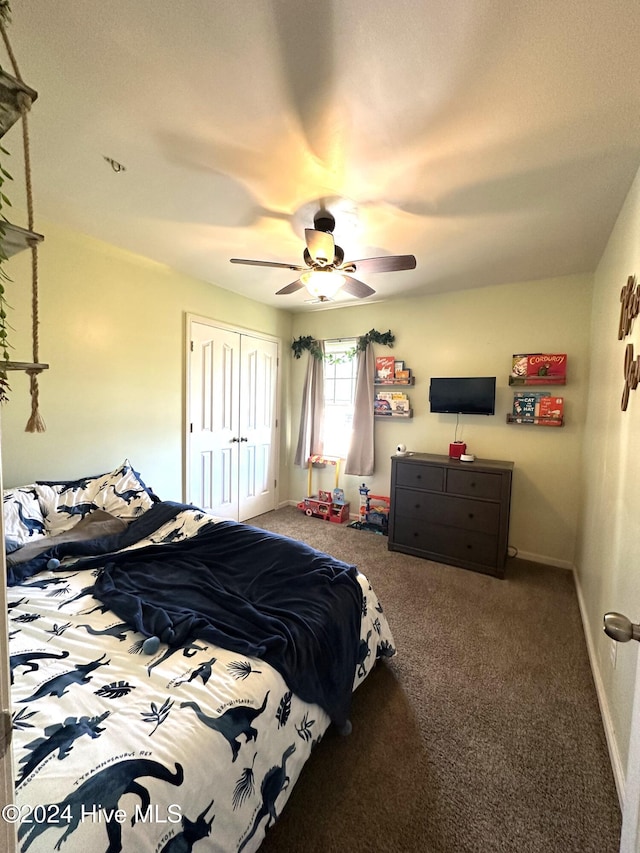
[
  {"x1": 294, "y1": 343, "x2": 325, "y2": 467},
  {"x1": 345, "y1": 342, "x2": 375, "y2": 476}
]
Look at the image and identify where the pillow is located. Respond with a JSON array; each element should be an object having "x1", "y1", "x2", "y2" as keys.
[
  {"x1": 3, "y1": 486, "x2": 47, "y2": 550},
  {"x1": 35, "y1": 459, "x2": 158, "y2": 535},
  {"x1": 8, "y1": 509, "x2": 128, "y2": 567},
  {"x1": 5, "y1": 537, "x2": 22, "y2": 554}
]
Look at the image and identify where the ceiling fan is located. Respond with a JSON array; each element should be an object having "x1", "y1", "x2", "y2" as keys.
[{"x1": 230, "y1": 209, "x2": 417, "y2": 301}]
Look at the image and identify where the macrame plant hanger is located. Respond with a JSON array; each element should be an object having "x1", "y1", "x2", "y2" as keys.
[{"x1": 0, "y1": 18, "x2": 45, "y2": 432}]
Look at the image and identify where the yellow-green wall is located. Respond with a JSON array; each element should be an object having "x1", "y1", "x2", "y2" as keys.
[
  {"x1": 289, "y1": 275, "x2": 593, "y2": 568},
  {"x1": 1, "y1": 217, "x2": 293, "y2": 497},
  {"x1": 576, "y1": 162, "x2": 640, "y2": 792}
]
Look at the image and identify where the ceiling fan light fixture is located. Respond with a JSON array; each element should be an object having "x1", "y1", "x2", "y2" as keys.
[{"x1": 300, "y1": 269, "x2": 345, "y2": 299}]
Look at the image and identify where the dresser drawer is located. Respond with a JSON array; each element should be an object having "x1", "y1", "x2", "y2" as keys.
[
  {"x1": 392, "y1": 519, "x2": 498, "y2": 568},
  {"x1": 395, "y1": 462, "x2": 444, "y2": 491},
  {"x1": 446, "y1": 468, "x2": 504, "y2": 500},
  {"x1": 395, "y1": 489, "x2": 500, "y2": 533}
]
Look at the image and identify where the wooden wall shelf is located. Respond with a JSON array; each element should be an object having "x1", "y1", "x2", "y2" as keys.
[
  {"x1": 4, "y1": 362, "x2": 49, "y2": 372},
  {"x1": 375, "y1": 412, "x2": 413, "y2": 420},
  {"x1": 374, "y1": 378, "x2": 415, "y2": 386},
  {"x1": 0, "y1": 69, "x2": 38, "y2": 139},
  {"x1": 506, "y1": 414, "x2": 564, "y2": 427},
  {"x1": 0, "y1": 223, "x2": 44, "y2": 257},
  {"x1": 508, "y1": 377, "x2": 566, "y2": 387}
]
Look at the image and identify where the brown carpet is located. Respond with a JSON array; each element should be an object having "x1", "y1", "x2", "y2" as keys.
[{"x1": 247, "y1": 506, "x2": 621, "y2": 853}]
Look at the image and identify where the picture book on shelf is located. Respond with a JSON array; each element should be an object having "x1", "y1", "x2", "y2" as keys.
[
  {"x1": 510, "y1": 353, "x2": 567, "y2": 384},
  {"x1": 374, "y1": 387, "x2": 411, "y2": 416},
  {"x1": 375, "y1": 356, "x2": 395, "y2": 382},
  {"x1": 512, "y1": 392, "x2": 564, "y2": 424}
]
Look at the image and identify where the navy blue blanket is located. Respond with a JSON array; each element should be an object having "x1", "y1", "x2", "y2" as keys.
[{"x1": 30, "y1": 509, "x2": 362, "y2": 727}]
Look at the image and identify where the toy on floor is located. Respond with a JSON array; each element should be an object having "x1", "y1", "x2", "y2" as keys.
[
  {"x1": 296, "y1": 455, "x2": 350, "y2": 523},
  {"x1": 348, "y1": 483, "x2": 390, "y2": 534}
]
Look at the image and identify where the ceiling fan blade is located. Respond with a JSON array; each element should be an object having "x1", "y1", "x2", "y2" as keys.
[
  {"x1": 305, "y1": 229, "x2": 335, "y2": 265},
  {"x1": 342, "y1": 254, "x2": 417, "y2": 274},
  {"x1": 275, "y1": 279, "x2": 305, "y2": 295},
  {"x1": 341, "y1": 275, "x2": 376, "y2": 299},
  {"x1": 230, "y1": 258, "x2": 305, "y2": 271}
]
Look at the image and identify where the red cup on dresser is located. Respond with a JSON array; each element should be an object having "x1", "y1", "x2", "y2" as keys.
[{"x1": 449, "y1": 441, "x2": 466, "y2": 459}]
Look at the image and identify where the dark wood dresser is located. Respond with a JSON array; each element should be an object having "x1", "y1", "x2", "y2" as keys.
[{"x1": 388, "y1": 453, "x2": 514, "y2": 577}]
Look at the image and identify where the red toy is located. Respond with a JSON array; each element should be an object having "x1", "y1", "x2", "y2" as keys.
[
  {"x1": 296, "y1": 496, "x2": 350, "y2": 523},
  {"x1": 297, "y1": 455, "x2": 350, "y2": 523}
]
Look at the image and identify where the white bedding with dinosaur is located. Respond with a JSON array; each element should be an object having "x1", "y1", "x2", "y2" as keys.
[{"x1": 7, "y1": 504, "x2": 396, "y2": 853}]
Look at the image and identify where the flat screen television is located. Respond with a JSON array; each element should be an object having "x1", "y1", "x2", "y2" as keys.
[{"x1": 429, "y1": 376, "x2": 496, "y2": 416}]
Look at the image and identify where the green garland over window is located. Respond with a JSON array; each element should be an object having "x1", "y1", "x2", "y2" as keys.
[{"x1": 291, "y1": 329, "x2": 394, "y2": 361}]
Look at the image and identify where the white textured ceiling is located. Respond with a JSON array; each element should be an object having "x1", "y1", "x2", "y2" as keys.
[{"x1": 5, "y1": 0, "x2": 640, "y2": 310}]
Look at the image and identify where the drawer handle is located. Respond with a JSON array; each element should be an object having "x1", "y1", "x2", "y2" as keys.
[
  {"x1": 468, "y1": 512, "x2": 474, "y2": 519},
  {"x1": 470, "y1": 482, "x2": 476, "y2": 488},
  {"x1": 416, "y1": 474, "x2": 422, "y2": 480},
  {"x1": 414, "y1": 503, "x2": 421, "y2": 510}
]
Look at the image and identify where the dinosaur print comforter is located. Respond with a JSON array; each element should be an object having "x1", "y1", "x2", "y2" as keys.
[{"x1": 8, "y1": 505, "x2": 396, "y2": 853}]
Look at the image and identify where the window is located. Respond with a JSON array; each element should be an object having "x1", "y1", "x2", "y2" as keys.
[{"x1": 322, "y1": 339, "x2": 357, "y2": 458}]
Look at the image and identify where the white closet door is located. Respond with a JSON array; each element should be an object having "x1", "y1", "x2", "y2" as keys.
[
  {"x1": 188, "y1": 322, "x2": 241, "y2": 518},
  {"x1": 187, "y1": 318, "x2": 279, "y2": 522},
  {"x1": 238, "y1": 335, "x2": 278, "y2": 520}
]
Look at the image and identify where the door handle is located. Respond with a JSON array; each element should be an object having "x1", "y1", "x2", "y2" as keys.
[
  {"x1": 603, "y1": 612, "x2": 640, "y2": 643},
  {"x1": 240, "y1": 436, "x2": 248, "y2": 442},
  {"x1": 230, "y1": 437, "x2": 239, "y2": 443}
]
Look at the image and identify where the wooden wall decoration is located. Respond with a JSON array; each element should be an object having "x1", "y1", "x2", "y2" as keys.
[{"x1": 619, "y1": 275, "x2": 640, "y2": 411}]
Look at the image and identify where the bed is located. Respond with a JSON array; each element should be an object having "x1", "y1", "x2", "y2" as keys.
[{"x1": 4, "y1": 461, "x2": 396, "y2": 853}]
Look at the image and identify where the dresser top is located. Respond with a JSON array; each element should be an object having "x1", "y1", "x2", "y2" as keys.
[{"x1": 392, "y1": 452, "x2": 514, "y2": 472}]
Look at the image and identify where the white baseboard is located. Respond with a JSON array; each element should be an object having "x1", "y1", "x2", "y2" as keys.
[
  {"x1": 512, "y1": 549, "x2": 574, "y2": 570},
  {"x1": 572, "y1": 565, "x2": 625, "y2": 808}
]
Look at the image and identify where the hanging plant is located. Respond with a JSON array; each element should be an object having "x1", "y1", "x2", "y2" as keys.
[
  {"x1": 0, "y1": 0, "x2": 15, "y2": 402},
  {"x1": 291, "y1": 329, "x2": 394, "y2": 361},
  {"x1": 0, "y1": 4, "x2": 47, "y2": 427},
  {"x1": 0, "y1": 140, "x2": 12, "y2": 402}
]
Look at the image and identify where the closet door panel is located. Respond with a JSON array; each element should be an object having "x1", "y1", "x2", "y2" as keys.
[
  {"x1": 188, "y1": 319, "x2": 279, "y2": 521},
  {"x1": 188, "y1": 323, "x2": 240, "y2": 517},
  {"x1": 238, "y1": 336, "x2": 278, "y2": 521}
]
